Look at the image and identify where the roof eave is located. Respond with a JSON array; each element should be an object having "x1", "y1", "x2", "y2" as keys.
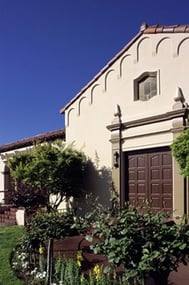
[
  {"x1": 60, "y1": 23, "x2": 189, "y2": 115},
  {"x1": 60, "y1": 30, "x2": 143, "y2": 114},
  {"x1": 0, "y1": 129, "x2": 65, "y2": 153}
]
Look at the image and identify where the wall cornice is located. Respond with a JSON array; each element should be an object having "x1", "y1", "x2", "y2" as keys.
[{"x1": 107, "y1": 108, "x2": 188, "y2": 131}]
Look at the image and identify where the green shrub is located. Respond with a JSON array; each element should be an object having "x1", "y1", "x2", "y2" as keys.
[
  {"x1": 27, "y1": 211, "x2": 78, "y2": 243},
  {"x1": 85, "y1": 204, "x2": 189, "y2": 284},
  {"x1": 171, "y1": 128, "x2": 189, "y2": 177}
]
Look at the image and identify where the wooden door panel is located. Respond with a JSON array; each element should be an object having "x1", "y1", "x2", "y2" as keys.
[
  {"x1": 126, "y1": 148, "x2": 172, "y2": 212},
  {"x1": 151, "y1": 169, "x2": 161, "y2": 179}
]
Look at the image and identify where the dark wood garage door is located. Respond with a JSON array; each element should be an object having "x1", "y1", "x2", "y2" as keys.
[{"x1": 125, "y1": 148, "x2": 172, "y2": 212}]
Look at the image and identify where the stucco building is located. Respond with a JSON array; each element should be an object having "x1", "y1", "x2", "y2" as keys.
[
  {"x1": 0, "y1": 129, "x2": 65, "y2": 205},
  {"x1": 60, "y1": 24, "x2": 189, "y2": 217}
]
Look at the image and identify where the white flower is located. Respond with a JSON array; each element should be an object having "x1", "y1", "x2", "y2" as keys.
[
  {"x1": 33, "y1": 270, "x2": 47, "y2": 280},
  {"x1": 30, "y1": 267, "x2": 38, "y2": 275}
]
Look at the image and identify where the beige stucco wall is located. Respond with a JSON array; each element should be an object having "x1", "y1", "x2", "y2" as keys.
[
  {"x1": 65, "y1": 33, "x2": 189, "y2": 165},
  {"x1": 122, "y1": 120, "x2": 173, "y2": 151},
  {"x1": 64, "y1": 31, "x2": 189, "y2": 215}
]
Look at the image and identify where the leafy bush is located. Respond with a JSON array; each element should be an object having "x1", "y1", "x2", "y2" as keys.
[
  {"x1": 171, "y1": 128, "x2": 189, "y2": 177},
  {"x1": 84, "y1": 204, "x2": 189, "y2": 284},
  {"x1": 26, "y1": 211, "x2": 78, "y2": 243},
  {"x1": 7, "y1": 142, "x2": 87, "y2": 211},
  {"x1": 12, "y1": 184, "x2": 46, "y2": 208},
  {"x1": 11, "y1": 184, "x2": 47, "y2": 223}
]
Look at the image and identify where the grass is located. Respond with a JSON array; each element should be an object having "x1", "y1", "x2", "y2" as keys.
[{"x1": 0, "y1": 225, "x2": 25, "y2": 285}]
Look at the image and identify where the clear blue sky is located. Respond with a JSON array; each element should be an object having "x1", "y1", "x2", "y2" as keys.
[{"x1": 0, "y1": 0, "x2": 188, "y2": 145}]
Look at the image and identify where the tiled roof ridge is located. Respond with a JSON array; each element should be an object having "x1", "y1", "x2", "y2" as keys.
[
  {"x1": 144, "y1": 24, "x2": 189, "y2": 34},
  {"x1": 0, "y1": 128, "x2": 65, "y2": 153}
]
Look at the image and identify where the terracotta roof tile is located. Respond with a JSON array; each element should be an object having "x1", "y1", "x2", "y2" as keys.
[
  {"x1": 163, "y1": 26, "x2": 177, "y2": 33},
  {"x1": 156, "y1": 26, "x2": 164, "y2": 33},
  {"x1": 174, "y1": 25, "x2": 187, "y2": 32},
  {"x1": 143, "y1": 25, "x2": 158, "y2": 33},
  {"x1": 144, "y1": 24, "x2": 189, "y2": 34},
  {"x1": 0, "y1": 129, "x2": 65, "y2": 153}
]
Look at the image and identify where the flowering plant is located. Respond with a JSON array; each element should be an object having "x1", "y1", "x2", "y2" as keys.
[
  {"x1": 77, "y1": 250, "x2": 84, "y2": 267},
  {"x1": 30, "y1": 267, "x2": 46, "y2": 285},
  {"x1": 53, "y1": 256, "x2": 124, "y2": 285},
  {"x1": 11, "y1": 249, "x2": 29, "y2": 273},
  {"x1": 10, "y1": 240, "x2": 47, "y2": 285}
]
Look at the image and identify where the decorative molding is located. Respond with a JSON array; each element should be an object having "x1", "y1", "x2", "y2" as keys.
[
  {"x1": 107, "y1": 109, "x2": 187, "y2": 132},
  {"x1": 177, "y1": 37, "x2": 189, "y2": 56},
  {"x1": 104, "y1": 69, "x2": 115, "y2": 92},
  {"x1": 123, "y1": 109, "x2": 187, "y2": 129},
  {"x1": 121, "y1": 128, "x2": 172, "y2": 140},
  {"x1": 107, "y1": 122, "x2": 123, "y2": 132},
  {"x1": 90, "y1": 84, "x2": 100, "y2": 104},
  {"x1": 136, "y1": 37, "x2": 150, "y2": 62},
  {"x1": 60, "y1": 30, "x2": 142, "y2": 114},
  {"x1": 174, "y1": 87, "x2": 185, "y2": 103},
  {"x1": 171, "y1": 125, "x2": 188, "y2": 134},
  {"x1": 133, "y1": 70, "x2": 160, "y2": 101},
  {"x1": 78, "y1": 96, "x2": 87, "y2": 115},
  {"x1": 111, "y1": 104, "x2": 122, "y2": 124},
  {"x1": 155, "y1": 37, "x2": 170, "y2": 55},
  {"x1": 172, "y1": 87, "x2": 186, "y2": 111},
  {"x1": 119, "y1": 54, "x2": 131, "y2": 78},
  {"x1": 67, "y1": 108, "x2": 75, "y2": 127}
]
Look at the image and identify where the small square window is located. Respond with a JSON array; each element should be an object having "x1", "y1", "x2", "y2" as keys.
[{"x1": 134, "y1": 72, "x2": 158, "y2": 101}]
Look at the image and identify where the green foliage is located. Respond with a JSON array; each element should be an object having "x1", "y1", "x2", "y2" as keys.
[
  {"x1": 10, "y1": 243, "x2": 128, "y2": 285},
  {"x1": 54, "y1": 257, "x2": 80, "y2": 284},
  {"x1": 53, "y1": 257, "x2": 126, "y2": 285},
  {"x1": 171, "y1": 128, "x2": 189, "y2": 177},
  {"x1": 10, "y1": 241, "x2": 47, "y2": 285},
  {"x1": 7, "y1": 141, "x2": 86, "y2": 211},
  {"x1": 10, "y1": 212, "x2": 78, "y2": 284},
  {"x1": 12, "y1": 184, "x2": 47, "y2": 222},
  {"x1": 12, "y1": 184, "x2": 46, "y2": 209},
  {"x1": 84, "y1": 204, "x2": 189, "y2": 283},
  {"x1": 10, "y1": 243, "x2": 30, "y2": 278},
  {"x1": 26, "y1": 211, "x2": 78, "y2": 242}
]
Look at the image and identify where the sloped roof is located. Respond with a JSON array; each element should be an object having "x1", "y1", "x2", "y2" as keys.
[
  {"x1": 0, "y1": 129, "x2": 65, "y2": 153},
  {"x1": 60, "y1": 24, "x2": 189, "y2": 114}
]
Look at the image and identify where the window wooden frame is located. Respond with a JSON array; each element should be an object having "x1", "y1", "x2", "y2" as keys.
[{"x1": 134, "y1": 71, "x2": 160, "y2": 101}]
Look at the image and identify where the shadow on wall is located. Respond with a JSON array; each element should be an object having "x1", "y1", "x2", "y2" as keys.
[{"x1": 73, "y1": 160, "x2": 112, "y2": 215}]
